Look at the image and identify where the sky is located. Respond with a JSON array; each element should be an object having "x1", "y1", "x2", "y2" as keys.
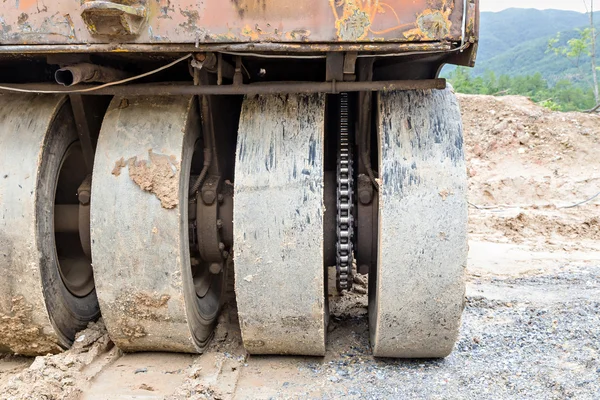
[{"x1": 480, "y1": 0, "x2": 590, "y2": 13}]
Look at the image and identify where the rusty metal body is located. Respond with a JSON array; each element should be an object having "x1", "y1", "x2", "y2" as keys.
[
  {"x1": 0, "y1": 1, "x2": 479, "y2": 90},
  {"x1": 1, "y1": 1, "x2": 478, "y2": 59}
]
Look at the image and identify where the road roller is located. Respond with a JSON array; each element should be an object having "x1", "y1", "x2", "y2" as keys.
[{"x1": 0, "y1": 0, "x2": 478, "y2": 357}]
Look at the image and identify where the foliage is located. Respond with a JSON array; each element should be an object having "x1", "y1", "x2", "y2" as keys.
[
  {"x1": 442, "y1": 10, "x2": 600, "y2": 87},
  {"x1": 548, "y1": 26, "x2": 599, "y2": 101},
  {"x1": 548, "y1": 28, "x2": 595, "y2": 59},
  {"x1": 447, "y1": 68, "x2": 597, "y2": 112}
]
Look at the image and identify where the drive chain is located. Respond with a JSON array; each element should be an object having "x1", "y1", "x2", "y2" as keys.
[{"x1": 336, "y1": 92, "x2": 354, "y2": 291}]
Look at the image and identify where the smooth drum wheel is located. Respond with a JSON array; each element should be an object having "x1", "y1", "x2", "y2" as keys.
[
  {"x1": 234, "y1": 94, "x2": 327, "y2": 356},
  {"x1": 91, "y1": 95, "x2": 224, "y2": 352},
  {"x1": 370, "y1": 86, "x2": 468, "y2": 358},
  {"x1": 0, "y1": 94, "x2": 100, "y2": 355}
]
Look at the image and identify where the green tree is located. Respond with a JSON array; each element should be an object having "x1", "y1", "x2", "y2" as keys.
[{"x1": 548, "y1": 0, "x2": 599, "y2": 106}]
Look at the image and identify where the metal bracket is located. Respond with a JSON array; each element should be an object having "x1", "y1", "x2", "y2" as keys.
[
  {"x1": 233, "y1": 56, "x2": 244, "y2": 85},
  {"x1": 196, "y1": 176, "x2": 233, "y2": 268},
  {"x1": 217, "y1": 53, "x2": 223, "y2": 85},
  {"x1": 343, "y1": 52, "x2": 358, "y2": 81},
  {"x1": 197, "y1": 175, "x2": 224, "y2": 265},
  {"x1": 356, "y1": 174, "x2": 377, "y2": 275},
  {"x1": 81, "y1": 1, "x2": 147, "y2": 36},
  {"x1": 326, "y1": 52, "x2": 344, "y2": 82},
  {"x1": 327, "y1": 52, "x2": 358, "y2": 82}
]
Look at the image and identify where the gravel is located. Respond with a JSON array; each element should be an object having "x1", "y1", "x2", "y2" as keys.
[{"x1": 261, "y1": 265, "x2": 600, "y2": 400}]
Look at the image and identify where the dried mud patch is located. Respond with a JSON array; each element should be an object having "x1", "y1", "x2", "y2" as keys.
[
  {"x1": 2, "y1": 320, "x2": 113, "y2": 400},
  {"x1": 109, "y1": 292, "x2": 173, "y2": 344},
  {"x1": 0, "y1": 296, "x2": 61, "y2": 356},
  {"x1": 120, "y1": 292, "x2": 172, "y2": 320},
  {"x1": 167, "y1": 353, "x2": 245, "y2": 400},
  {"x1": 128, "y1": 151, "x2": 180, "y2": 209},
  {"x1": 111, "y1": 150, "x2": 180, "y2": 209}
]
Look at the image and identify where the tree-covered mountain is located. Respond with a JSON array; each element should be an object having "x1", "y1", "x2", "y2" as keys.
[{"x1": 442, "y1": 8, "x2": 599, "y2": 87}]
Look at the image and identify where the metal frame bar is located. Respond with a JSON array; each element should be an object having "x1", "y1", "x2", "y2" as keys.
[
  {"x1": 0, "y1": 42, "x2": 451, "y2": 55},
  {"x1": 0, "y1": 79, "x2": 446, "y2": 96},
  {"x1": 69, "y1": 94, "x2": 96, "y2": 173}
]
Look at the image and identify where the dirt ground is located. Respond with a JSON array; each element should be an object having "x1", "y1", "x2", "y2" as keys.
[{"x1": 1, "y1": 94, "x2": 599, "y2": 399}]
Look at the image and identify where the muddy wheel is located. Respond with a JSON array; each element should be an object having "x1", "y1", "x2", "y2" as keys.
[
  {"x1": 0, "y1": 94, "x2": 100, "y2": 355},
  {"x1": 234, "y1": 94, "x2": 328, "y2": 356},
  {"x1": 370, "y1": 86, "x2": 468, "y2": 358},
  {"x1": 91, "y1": 96, "x2": 224, "y2": 352}
]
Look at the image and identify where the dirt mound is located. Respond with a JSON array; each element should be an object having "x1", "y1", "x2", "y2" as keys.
[
  {"x1": 459, "y1": 94, "x2": 600, "y2": 207},
  {"x1": 492, "y1": 213, "x2": 600, "y2": 243},
  {"x1": 1, "y1": 321, "x2": 116, "y2": 400},
  {"x1": 460, "y1": 94, "x2": 599, "y2": 163}
]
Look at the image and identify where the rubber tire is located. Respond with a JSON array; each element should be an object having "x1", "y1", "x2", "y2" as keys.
[
  {"x1": 38, "y1": 100, "x2": 100, "y2": 347},
  {"x1": 370, "y1": 86, "x2": 467, "y2": 358},
  {"x1": 91, "y1": 95, "x2": 220, "y2": 352}
]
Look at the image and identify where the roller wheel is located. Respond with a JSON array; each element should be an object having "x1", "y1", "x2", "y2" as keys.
[
  {"x1": 91, "y1": 96, "x2": 224, "y2": 352},
  {"x1": 234, "y1": 94, "x2": 328, "y2": 356},
  {"x1": 370, "y1": 86, "x2": 468, "y2": 358},
  {"x1": 0, "y1": 94, "x2": 100, "y2": 355}
]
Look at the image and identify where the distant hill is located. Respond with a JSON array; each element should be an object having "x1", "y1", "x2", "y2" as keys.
[{"x1": 443, "y1": 8, "x2": 599, "y2": 86}]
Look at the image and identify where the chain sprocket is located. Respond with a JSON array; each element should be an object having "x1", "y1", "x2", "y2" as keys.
[{"x1": 336, "y1": 92, "x2": 354, "y2": 291}]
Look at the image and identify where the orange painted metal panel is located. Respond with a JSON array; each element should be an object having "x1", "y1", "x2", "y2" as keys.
[{"x1": 0, "y1": 0, "x2": 476, "y2": 46}]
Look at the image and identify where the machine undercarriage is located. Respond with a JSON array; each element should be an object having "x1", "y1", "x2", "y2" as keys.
[{"x1": 0, "y1": 0, "x2": 478, "y2": 359}]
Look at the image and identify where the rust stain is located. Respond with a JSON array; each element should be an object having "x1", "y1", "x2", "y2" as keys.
[
  {"x1": 17, "y1": 13, "x2": 28, "y2": 25},
  {"x1": 2, "y1": 0, "x2": 469, "y2": 47},
  {"x1": 241, "y1": 24, "x2": 261, "y2": 41},
  {"x1": 240, "y1": 22, "x2": 306, "y2": 41},
  {"x1": 63, "y1": 13, "x2": 76, "y2": 40},
  {"x1": 179, "y1": 9, "x2": 199, "y2": 31},
  {"x1": 110, "y1": 0, "x2": 140, "y2": 5},
  {"x1": 157, "y1": 0, "x2": 174, "y2": 19},
  {"x1": 404, "y1": 8, "x2": 452, "y2": 40},
  {"x1": 330, "y1": 0, "x2": 415, "y2": 40},
  {"x1": 230, "y1": 0, "x2": 302, "y2": 19},
  {"x1": 231, "y1": 0, "x2": 268, "y2": 19},
  {"x1": 285, "y1": 29, "x2": 311, "y2": 41},
  {"x1": 208, "y1": 31, "x2": 239, "y2": 42},
  {"x1": 329, "y1": 0, "x2": 453, "y2": 41}
]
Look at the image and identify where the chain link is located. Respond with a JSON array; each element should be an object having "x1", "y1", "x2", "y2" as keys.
[{"x1": 336, "y1": 92, "x2": 354, "y2": 291}]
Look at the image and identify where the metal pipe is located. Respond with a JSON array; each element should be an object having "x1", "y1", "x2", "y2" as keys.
[
  {"x1": 55, "y1": 63, "x2": 130, "y2": 86},
  {"x1": 0, "y1": 79, "x2": 446, "y2": 96}
]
